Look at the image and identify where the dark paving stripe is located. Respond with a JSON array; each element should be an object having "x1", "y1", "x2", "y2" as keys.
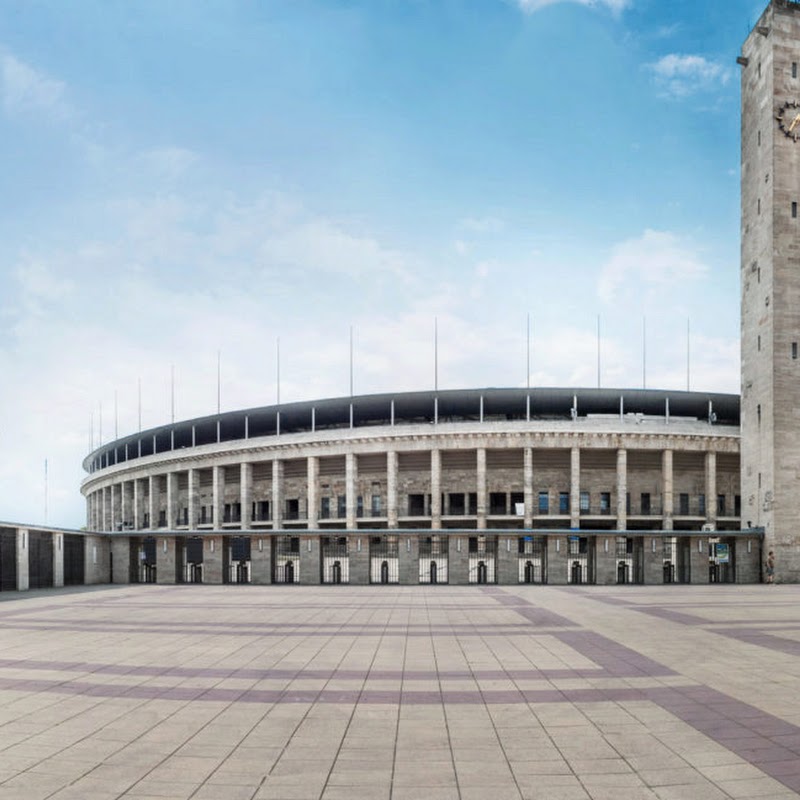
[
  {"x1": 0, "y1": 658, "x2": 605, "y2": 682},
  {"x1": 633, "y1": 607, "x2": 708, "y2": 626},
  {"x1": 482, "y1": 587, "x2": 579, "y2": 627},
  {"x1": 713, "y1": 628, "x2": 800, "y2": 658},
  {"x1": 553, "y1": 630, "x2": 677, "y2": 677}
]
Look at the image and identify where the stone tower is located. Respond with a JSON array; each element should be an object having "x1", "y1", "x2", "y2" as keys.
[{"x1": 740, "y1": 0, "x2": 800, "y2": 582}]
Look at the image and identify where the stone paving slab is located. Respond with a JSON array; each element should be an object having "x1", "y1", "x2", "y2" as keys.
[{"x1": 0, "y1": 584, "x2": 799, "y2": 798}]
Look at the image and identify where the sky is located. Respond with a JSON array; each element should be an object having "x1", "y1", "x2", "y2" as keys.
[{"x1": 0, "y1": 0, "x2": 769, "y2": 528}]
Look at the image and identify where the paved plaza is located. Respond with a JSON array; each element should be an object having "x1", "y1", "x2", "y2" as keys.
[{"x1": 0, "y1": 585, "x2": 799, "y2": 799}]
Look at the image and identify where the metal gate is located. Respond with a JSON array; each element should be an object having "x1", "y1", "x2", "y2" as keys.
[
  {"x1": 185, "y1": 536, "x2": 204, "y2": 583},
  {"x1": 370, "y1": 536, "x2": 399, "y2": 584},
  {"x1": 0, "y1": 530, "x2": 16, "y2": 591},
  {"x1": 321, "y1": 537, "x2": 349, "y2": 584},
  {"x1": 28, "y1": 531, "x2": 53, "y2": 589},
  {"x1": 226, "y1": 536, "x2": 251, "y2": 584},
  {"x1": 468, "y1": 536, "x2": 497, "y2": 584},
  {"x1": 419, "y1": 535, "x2": 448, "y2": 584},
  {"x1": 567, "y1": 536, "x2": 594, "y2": 584},
  {"x1": 63, "y1": 534, "x2": 85, "y2": 586},
  {"x1": 518, "y1": 536, "x2": 546, "y2": 584},
  {"x1": 709, "y1": 538, "x2": 736, "y2": 583},
  {"x1": 273, "y1": 536, "x2": 300, "y2": 583}
]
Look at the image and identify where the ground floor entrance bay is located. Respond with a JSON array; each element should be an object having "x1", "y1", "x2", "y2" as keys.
[{"x1": 108, "y1": 531, "x2": 763, "y2": 586}]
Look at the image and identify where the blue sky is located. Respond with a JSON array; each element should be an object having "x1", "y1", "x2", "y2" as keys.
[{"x1": 0, "y1": 0, "x2": 766, "y2": 527}]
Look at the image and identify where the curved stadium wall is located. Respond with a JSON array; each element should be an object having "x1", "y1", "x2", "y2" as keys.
[{"x1": 79, "y1": 388, "x2": 760, "y2": 586}]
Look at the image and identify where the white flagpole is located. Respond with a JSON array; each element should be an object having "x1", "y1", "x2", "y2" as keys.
[
  {"x1": 686, "y1": 318, "x2": 691, "y2": 392},
  {"x1": 527, "y1": 313, "x2": 531, "y2": 390},
  {"x1": 642, "y1": 317, "x2": 647, "y2": 390},
  {"x1": 170, "y1": 364, "x2": 175, "y2": 424},
  {"x1": 434, "y1": 317, "x2": 439, "y2": 392},
  {"x1": 138, "y1": 377, "x2": 142, "y2": 433},
  {"x1": 217, "y1": 350, "x2": 221, "y2": 414},
  {"x1": 596, "y1": 314, "x2": 601, "y2": 389},
  {"x1": 349, "y1": 326, "x2": 354, "y2": 397},
  {"x1": 276, "y1": 337, "x2": 281, "y2": 405}
]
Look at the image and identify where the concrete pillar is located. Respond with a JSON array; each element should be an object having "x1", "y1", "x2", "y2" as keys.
[
  {"x1": 272, "y1": 460, "x2": 284, "y2": 530},
  {"x1": 307, "y1": 457, "x2": 319, "y2": 530},
  {"x1": 213, "y1": 466, "x2": 224, "y2": 530},
  {"x1": 101, "y1": 487, "x2": 108, "y2": 532},
  {"x1": 448, "y1": 536, "x2": 469, "y2": 585},
  {"x1": 110, "y1": 536, "x2": 129, "y2": 584},
  {"x1": 240, "y1": 462, "x2": 253, "y2": 529},
  {"x1": 188, "y1": 468, "x2": 200, "y2": 528},
  {"x1": 346, "y1": 453, "x2": 357, "y2": 530},
  {"x1": 595, "y1": 537, "x2": 616, "y2": 586},
  {"x1": 399, "y1": 535, "x2": 419, "y2": 584},
  {"x1": 523, "y1": 448, "x2": 534, "y2": 529},
  {"x1": 133, "y1": 479, "x2": 141, "y2": 530},
  {"x1": 251, "y1": 536, "x2": 272, "y2": 584},
  {"x1": 166, "y1": 472, "x2": 178, "y2": 529},
  {"x1": 156, "y1": 536, "x2": 176, "y2": 583},
  {"x1": 705, "y1": 452, "x2": 717, "y2": 527},
  {"x1": 148, "y1": 476, "x2": 157, "y2": 530},
  {"x1": 735, "y1": 537, "x2": 760, "y2": 583},
  {"x1": 349, "y1": 535, "x2": 369, "y2": 585},
  {"x1": 662, "y1": 450, "x2": 674, "y2": 531},
  {"x1": 476, "y1": 448, "x2": 487, "y2": 530},
  {"x1": 204, "y1": 536, "x2": 223, "y2": 583},
  {"x1": 690, "y1": 536, "x2": 709, "y2": 584},
  {"x1": 299, "y1": 535, "x2": 320, "y2": 584},
  {"x1": 51, "y1": 532, "x2": 64, "y2": 587},
  {"x1": 120, "y1": 482, "x2": 131, "y2": 530},
  {"x1": 644, "y1": 536, "x2": 664, "y2": 585},
  {"x1": 546, "y1": 536, "x2": 568, "y2": 586},
  {"x1": 110, "y1": 484, "x2": 117, "y2": 532},
  {"x1": 387, "y1": 451, "x2": 398, "y2": 529},
  {"x1": 616, "y1": 449, "x2": 627, "y2": 532},
  {"x1": 570, "y1": 447, "x2": 581, "y2": 529},
  {"x1": 16, "y1": 529, "x2": 29, "y2": 591},
  {"x1": 431, "y1": 449, "x2": 442, "y2": 530},
  {"x1": 497, "y1": 536, "x2": 518, "y2": 585}
]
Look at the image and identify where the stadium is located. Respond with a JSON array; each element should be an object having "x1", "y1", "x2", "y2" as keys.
[{"x1": 51, "y1": 387, "x2": 759, "y2": 587}]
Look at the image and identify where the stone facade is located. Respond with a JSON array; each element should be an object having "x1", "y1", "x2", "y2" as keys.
[{"x1": 741, "y1": 1, "x2": 800, "y2": 583}]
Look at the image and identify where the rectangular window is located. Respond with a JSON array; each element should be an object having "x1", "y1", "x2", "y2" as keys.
[
  {"x1": 793, "y1": 343, "x2": 798, "y2": 360},
  {"x1": 407, "y1": 494, "x2": 425, "y2": 516},
  {"x1": 626, "y1": 492, "x2": 631, "y2": 514},
  {"x1": 285, "y1": 498, "x2": 299, "y2": 520},
  {"x1": 320, "y1": 497, "x2": 330, "y2": 519},
  {"x1": 758, "y1": 198, "x2": 761, "y2": 215},
  {"x1": 357, "y1": 495, "x2": 364, "y2": 518},
  {"x1": 717, "y1": 494, "x2": 726, "y2": 516},
  {"x1": 793, "y1": 202, "x2": 797, "y2": 219},
  {"x1": 758, "y1": 404, "x2": 762, "y2": 426},
  {"x1": 337, "y1": 495, "x2": 346, "y2": 519},
  {"x1": 559, "y1": 492, "x2": 570, "y2": 514},
  {"x1": 758, "y1": 335, "x2": 761, "y2": 351},
  {"x1": 758, "y1": 130, "x2": 762, "y2": 146},
  {"x1": 600, "y1": 492, "x2": 611, "y2": 514},
  {"x1": 468, "y1": 492, "x2": 478, "y2": 515},
  {"x1": 371, "y1": 494, "x2": 381, "y2": 517},
  {"x1": 489, "y1": 492, "x2": 507, "y2": 515},
  {"x1": 794, "y1": 62, "x2": 798, "y2": 78},
  {"x1": 699, "y1": 494, "x2": 706, "y2": 516},
  {"x1": 679, "y1": 493, "x2": 689, "y2": 515},
  {"x1": 579, "y1": 491, "x2": 590, "y2": 513},
  {"x1": 538, "y1": 491, "x2": 549, "y2": 514},
  {"x1": 641, "y1": 493, "x2": 651, "y2": 515},
  {"x1": 449, "y1": 493, "x2": 465, "y2": 515},
  {"x1": 735, "y1": 495, "x2": 741, "y2": 517}
]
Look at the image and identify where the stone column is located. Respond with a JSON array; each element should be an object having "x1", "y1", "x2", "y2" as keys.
[
  {"x1": 690, "y1": 536, "x2": 710, "y2": 584},
  {"x1": 148, "y1": 476, "x2": 157, "y2": 530},
  {"x1": 240, "y1": 462, "x2": 253, "y2": 529},
  {"x1": 204, "y1": 536, "x2": 223, "y2": 583},
  {"x1": 570, "y1": 447, "x2": 581, "y2": 529},
  {"x1": 595, "y1": 537, "x2": 616, "y2": 585},
  {"x1": 213, "y1": 466, "x2": 224, "y2": 530},
  {"x1": 306, "y1": 457, "x2": 319, "y2": 530},
  {"x1": 476, "y1": 448, "x2": 487, "y2": 530},
  {"x1": 16, "y1": 529, "x2": 29, "y2": 591},
  {"x1": 616, "y1": 449, "x2": 627, "y2": 532},
  {"x1": 121, "y1": 481, "x2": 132, "y2": 529},
  {"x1": 662, "y1": 450, "x2": 674, "y2": 531},
  {"x1": 101, "y1": 487, "x2": 108, "y2": 531},
  {"x1": 110, "y1": 484, "x2": 118, "y2": 531},
  {"x1": 272, "y1": 460, "x2": 284, "y2": 530},
  {"x1": 53, "y1": 533, "x2": 64, "y2": 588},
  {"x1": 133, "y1": 479, "x2": 141, "y2": 530},
  {"x1": 448, "y1": 536, "x2": 469, "y2": 585},
  {"x1": 166, "y1": 472, "x2": 178, "y2": 529},
  {"x1": 346, "y1": 453, "x2": 357, "y2": 530},
  {"x1": 497, "y1": 536, "x2": 518, "y2": 585},
  {"x1": 644, "y1": 536, "x2": 664, "y2": 585},
  {"x1": 523, "y1": 448, "x2": 534, "y2": 529},
  {"x1": 430, "y1": 449, "x2": 441, "y2": 530},
  {"x1": 156, "y1": 536, "x2": 176, "y2": 584},
  {"x1": 299, "y1": 535, "x2": 319, "y2": 584},
  {"x1": 546, "y1": 536, "x2": 568, "y2": 586},
  {"x1": 250, "y1": 537, "x2": 272, "y2": 584},
  {"x1": 399, "y1": 535, "x2": 419, "y2": 585},
  {"x1": 188, "y1": 468, "x2": 200, "y2": 528},
  {"x1": 349, "y1": 535, "x2": 369, "y2": 584},
  {"x1": 387, "y1": 451, "x2": 398, "y2": 529},
  {"x1": 705, "y1": 452, "x2": 717, "y2": 527}
]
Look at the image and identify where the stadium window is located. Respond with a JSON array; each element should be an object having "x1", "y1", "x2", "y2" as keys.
[
  {"x1": 758, "y1": 334, "x2": 761, "y2": 351},
  {"x1": 538, "y1": 491, "x2": 549, "y2": 514},
  {"x1": 758, "y1": 198, "x2": 761, "y2": 215},
  {"x1": 640, "y1": 493, "x2": 651, "y2": 515},
  {"x1": 717, "y1": 495, "x2": 726, "y2": 516},
  {"x1": 794, "y1": 342, "x2": 799, "y2": 360},
  {"x1": 698, "y1": 494, "x2": 706, "y2": 516},
  {"x1": 559, "y1": 492, "x2": 569, "y2": 514},
  {"x1": 758, "y1": 130, "x2": 762, "y2": 146},
  {"x1": 579, "y1": 491, "x2": 590, "y2": 513},
  {"x1": 758, "y1": 404, "x2": 762, "y2": 426},
  {"x1": 599, "y1": 492, "x2": 610, "y2": 514},
  {"x1": 793, "y1": 202, "x2": 798, "y2": 218},
  {"x1": 679, "y1": 493, "x2": 689, "y2": 515},
  {"x1": 794, "y1": 62, "x2": 798, "y2": 78}
]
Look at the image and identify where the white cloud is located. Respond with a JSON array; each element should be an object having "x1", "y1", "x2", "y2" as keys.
[
  {"x1": 597, "y1": 229, "x2": 709, "y2": 305},
  {"x1": 458, "y1": 216, "x2": 506, "y2": 234},
  {"x1": 515, "y1": 0, "x2": 630, "y2": 14},
  {"x1": 138, "y1": 147, "x2": 199, "y2": 179},
  {"x1": 0, "y1": 51, "x2": 70, "y2": 119},
  {"x1": 648, "y1": 54, "x2": 731, "y2": 98}
]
